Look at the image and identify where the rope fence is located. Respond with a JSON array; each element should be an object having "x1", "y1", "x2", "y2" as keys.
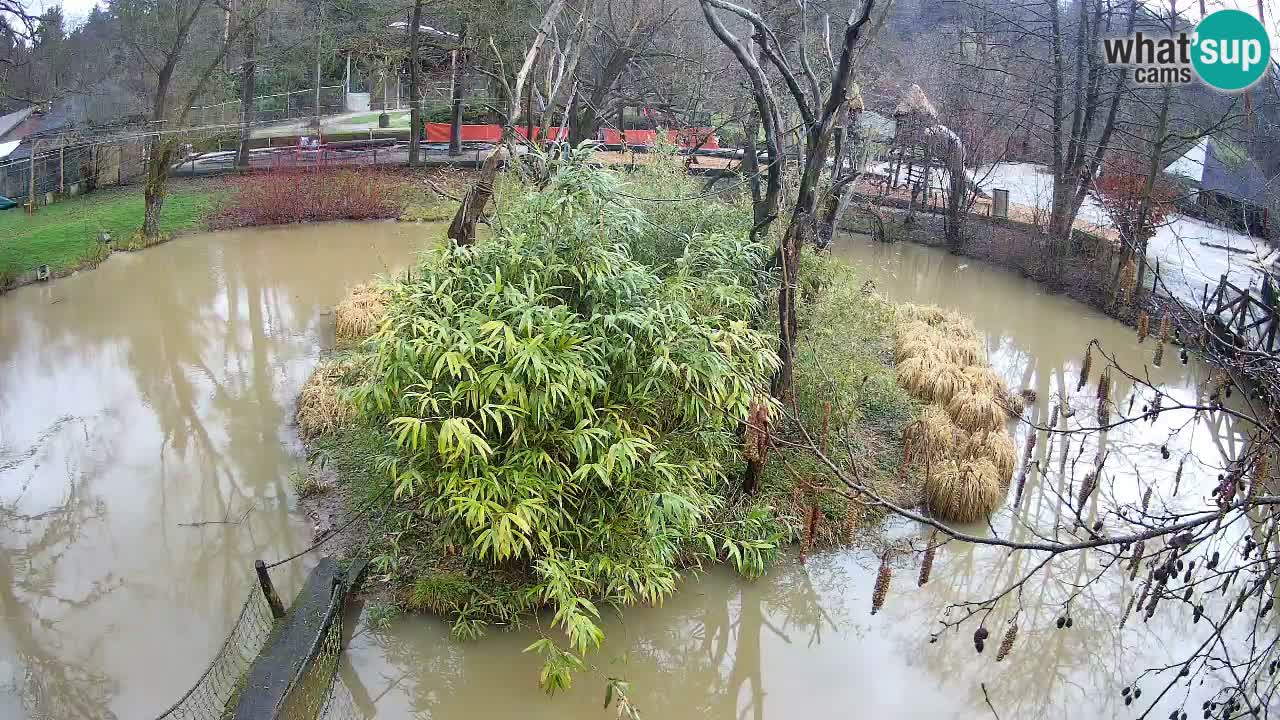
[{"x1": 153, "y1": 584, "x2": 277, "y2": 720}]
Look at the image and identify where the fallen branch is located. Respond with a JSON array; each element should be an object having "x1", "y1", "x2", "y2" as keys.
[{"x1": 179, "y1": 506, "x2": 253, "y2": 527}]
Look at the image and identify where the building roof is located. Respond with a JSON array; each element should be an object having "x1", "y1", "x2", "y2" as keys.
[
  {"x1": 0, "y1": 140, "x2": 20, "y2": 159},
  {"x1": 1200, "y1": 139, "x2": 1269, "y2": 207},
  {"x1": 0, "y1": 107, "x2": 35, "y2": 142},
  {"x1": 387, "y1": 20, "x2": 458, "y2": 39},
  {"x1": 1165, "y1": 137, "x2": 1270, "y2": 207}
]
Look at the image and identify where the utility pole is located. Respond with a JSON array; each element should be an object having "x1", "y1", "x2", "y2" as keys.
[
  {"x1": 448, "y1": 23, "x2": 468, "y2": 156},
  {"x1": 314, "y1": 2, "x2": 324, "y2": 136}
]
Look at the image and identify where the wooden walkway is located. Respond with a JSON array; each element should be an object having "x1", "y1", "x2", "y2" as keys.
[{"x1": 231, "y1": 556, "x2": 367, "y2": 720}]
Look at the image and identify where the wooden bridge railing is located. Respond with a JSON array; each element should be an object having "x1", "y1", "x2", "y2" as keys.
[{"x1": 1202, "y1": 274, "x2": 1280, "y2": 355}]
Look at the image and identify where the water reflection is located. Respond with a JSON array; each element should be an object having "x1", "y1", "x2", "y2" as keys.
[
  {"x1": 0, "y1": 221, "x2": 434, "y2": 718},
  {"x1": 343, "y1": 232, "x2": 1255, "y2": 719}
]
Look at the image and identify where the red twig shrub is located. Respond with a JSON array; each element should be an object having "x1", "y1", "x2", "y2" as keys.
[
  {"x1": 212, "y1": 169, "x2": 405, "y2": 229},
  {"x1": 1095, "y1": 155, "x2": 1178, "y2": 243}
]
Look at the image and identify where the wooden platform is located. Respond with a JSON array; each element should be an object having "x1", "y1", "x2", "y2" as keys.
[{"x1": 231, "y1": 558, "x2": 342, "y2": 720}]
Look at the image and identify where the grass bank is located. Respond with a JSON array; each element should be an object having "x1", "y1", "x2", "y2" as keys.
[
  {"x1": 0, "y1": 183, "x2": 224, "y2": 286},
  {"x1": 0, "y1": 168, "x2": 467, "y2": 294}
]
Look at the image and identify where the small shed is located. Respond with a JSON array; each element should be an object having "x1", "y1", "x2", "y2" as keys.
[{"x1": 1165, "y1": 137, "x2": 1270, "y2": 237}]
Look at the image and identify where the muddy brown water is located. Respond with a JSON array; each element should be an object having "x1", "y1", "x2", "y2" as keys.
[
  {"x1": 0, "y1": 221, "x2": 438, "y2": 719},
  {"x1": 0, "y1": 226, "x2": 1253, "y2": 719}
]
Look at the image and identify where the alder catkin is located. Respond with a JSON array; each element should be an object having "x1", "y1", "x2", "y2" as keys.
[
  {"x1": 918, "y1": 533, "x2": 936, "y2": 587},
  {"x1": 843, "y1": 497, "x2": 859, "y2": 544},
  {"x1": 1136, "y1": 575, "x2": 1152, "y2": 615},
  {"x1": 1120, "y1": 593, "x2": 1136, "y2": 627},
  {"x1": 996, "y1": 622, "x2": 1018, "y2": 661},
  {"x1": 871, "y1": 554, "x2": 891, "y2": 615},
  {"x1": 800, "y1": 501, "x2": 820, "y2": 564},
  {"x1": 1078, "y1": 345, "x2": 1093, "y2": 392},
  {"x1": 1078, "y1": 472, "x2": 1097, "y2": 511},
  {"x1": 1137, "y1": 312, "x2": 1150, "y2": 343},
  {"x1": 1130, "y1": 540, "x2": 1145, "y2": 581},
  {"x1": 1096, "y1": 368, "x2": 1112, "y2": 425}
]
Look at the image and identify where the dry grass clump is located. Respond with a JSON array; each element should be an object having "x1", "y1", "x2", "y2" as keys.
[
  {"x1": 896, "y1": 304, "x2": 949, "y2": 326},
  {"x1": 893, "y1": 302, "x2": 1021, "y2": 522},
  {"x1": 959, "y1": 430, "x2": 1016, "y2": 482},
  {"x1": 297, "y1": 358, "x2": 359, "y2": 438},
  {"x1": 913, "y1": 405, "x2": 963, "y2": 465},
  {"x1": 335, "y1": 283, "x2": 388, "y2": 344},
  {"x1": 946, "y1": 391, "x2": 1005, "y2": 434},
  {"x1": 925, "y1": 459, "x2": 1004, "y2": 523}
]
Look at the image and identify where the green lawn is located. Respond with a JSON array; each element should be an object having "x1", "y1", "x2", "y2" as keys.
[
  {"x1": 0, "y1": 185, "x2": 222, "y2": 281},
  {"x1": 337, "y1": 111, "x2": 411, "y2": 128}
]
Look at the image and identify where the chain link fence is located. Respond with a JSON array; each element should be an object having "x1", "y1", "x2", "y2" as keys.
[{"x1": 189, "y1": 87, "x2": 347, "y2": 127}]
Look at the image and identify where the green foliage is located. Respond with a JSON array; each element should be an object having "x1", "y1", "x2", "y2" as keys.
[
  {"x1": 365, "y1": 601, "x2": 400, "y2": 630},
  {"x1": 616, "y1": 142, "x2": 754, "y2": 272},
  {"x1": 288, "y1": 466, "x2": 323, "y2": 497},
  {"x1": 0, "y1": 184, "x2": 221, "y2": 280},
  {"x1": 760, "y1": 254, "x2": 922, "y2": 541},
  {"x1": 354, "y1": 150, "x2": 780, "y2": 689},
  {"x1": 408, "y1": 572, "x2": 474, "y2": 614}
]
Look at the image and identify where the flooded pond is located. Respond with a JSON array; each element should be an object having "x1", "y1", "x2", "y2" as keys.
[
  {"x1": 339, "y1": 233, "x2": 1248, "y2": 719},
  {"x1": 0, "y1": 221, "x2": 436, "y2": 719},
  {"x1": 0, "y1": 225, "x2": 1250, "y2": 719}
]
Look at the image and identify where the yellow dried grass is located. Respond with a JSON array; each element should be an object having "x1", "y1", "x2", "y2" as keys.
[
  {"x1": 959, "y1": 430, "x2": 1016, "y2": 485},
  {"x1": 913, "y1": 405, "x2": 963, "y2": 465},
  {"x1": 891, "y1": 302, "x2": 1018, "y2": 523},
  {"x1": 962, "y1": 366, "x2": 1003, "y2": 394},
  {"x1": 947, "y1": 390, "x2": 1005, "y2": 434},
  {"x1": 896, "y1": 304, "x2": 949, "y2": 326},
  {"x1": 335, "y1": 283, "x2": 388, "y2": 344},
  {"x1": 926, "y1": 458, "x2": 1004, "y2": 522},
  {"x1": 926, "y1": 364, "x2": 971, "y2": 404},
  {"x1": 297, "y1": 360, "x2": 357, "y2": 438}
]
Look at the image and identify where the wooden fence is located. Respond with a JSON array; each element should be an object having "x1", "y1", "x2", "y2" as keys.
[{"x1": 1201, "y1": 274, "x2": 1280, "y2": 355}]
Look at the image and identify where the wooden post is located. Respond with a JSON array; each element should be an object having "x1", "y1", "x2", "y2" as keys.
[
  {"x1": 26, "y1": 141, "x2": 38, "y2": 214},
  {"x1": 255, "y1": 559, "x2": 287, "y2": 619},
  {"x1": 58, "y1": 147, "x2": 65, "y2": 194}
]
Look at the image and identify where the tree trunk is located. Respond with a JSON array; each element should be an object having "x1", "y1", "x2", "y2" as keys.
[
  {"x1": 448, "y1": 27, "x2": 468, "y2": 157},
  {"x1": 236, "y1": 20, "x2": 257, "y2": 170},
  {"x1": 408, "y1": 0, "x2": 424, "y2": 165},
  {"x1": 142, "y1": 140, "x2": 173, "y2": 241}
]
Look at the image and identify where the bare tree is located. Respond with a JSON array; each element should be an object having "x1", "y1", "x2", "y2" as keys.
[
  {"x1": 447, "y1": 0, "x2": 569, "y2": 245},
  {"x1": 115, "y1": 0, "x2": 263, "y2": 241},
  {"x1": 700, "y1": 0, "x2": 878, "y2": 492}
]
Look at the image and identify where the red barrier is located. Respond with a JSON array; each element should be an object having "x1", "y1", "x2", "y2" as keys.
[
  {"x1": 424, "y1": 122, "x2": 502, "y2": 143},
  {"x1": 610, "y1": 128, "x2": 719, "y2": 149},
  {"x1": 515, "y1": 126, "x2": 569, "y2": 141},
  {"x1": 424, "y1": 122, "x2": 717, "y2": 149}
]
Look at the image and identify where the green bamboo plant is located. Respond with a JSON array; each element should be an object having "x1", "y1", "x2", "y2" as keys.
[{"x1": 354, "y1": 151, "x2": 784, "y2": 690}]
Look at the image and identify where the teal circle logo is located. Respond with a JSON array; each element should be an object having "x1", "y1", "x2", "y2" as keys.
[{"x1": 1192, "y1": 9, "x2": 1271, "y2": 91}]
